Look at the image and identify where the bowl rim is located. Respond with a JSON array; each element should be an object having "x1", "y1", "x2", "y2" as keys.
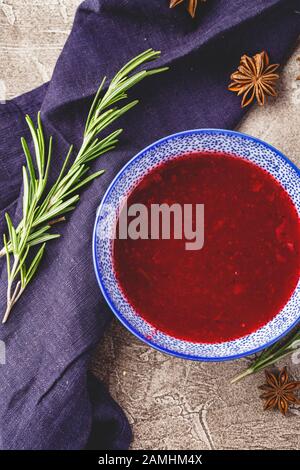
[{"x1": 92, "y1": 128, "x2": 300, "y2": 362}]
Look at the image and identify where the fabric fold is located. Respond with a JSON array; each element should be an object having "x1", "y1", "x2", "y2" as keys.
[{"x1": 42, "y1": 0, "x2": 287, "y2": 115}]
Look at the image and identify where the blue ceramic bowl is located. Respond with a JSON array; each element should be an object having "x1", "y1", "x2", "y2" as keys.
[{"x1": 93, "y1": 129, "x2": 300, "y2": 361}]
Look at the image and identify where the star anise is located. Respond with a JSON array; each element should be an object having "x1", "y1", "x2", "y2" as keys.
[
  {"x1": 259, "y1": 367, "x2": 300, "y2": 416},
  {"x1": 228, "y1": 51, "x2": 280, "y2": 108},
  {"x1": 169, "y1": 0, "x2": 206, "y2": 18}
]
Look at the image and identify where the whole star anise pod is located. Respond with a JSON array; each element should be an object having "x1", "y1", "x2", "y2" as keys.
[
  {"x1": 228, "y1": 51, "x2": 280, "y2": 108},
  {"x1": 259, "y1": 367, "x2": 300, "y2": 416},
  {"x1": 169, "y1": 0, "x2": 206, "y2": 18}
]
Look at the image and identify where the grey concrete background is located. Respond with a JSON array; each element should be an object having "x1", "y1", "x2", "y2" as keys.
[{"x1": 0, "y1": 0, "x2": 300, "y2": 450}]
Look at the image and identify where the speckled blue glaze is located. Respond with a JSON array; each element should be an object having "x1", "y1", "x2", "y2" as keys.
[{"x1": 93, "y1": 129, "x2": 300, "y2": 361}]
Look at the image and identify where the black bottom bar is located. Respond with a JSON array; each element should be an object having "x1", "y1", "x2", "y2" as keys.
[{"x1": 0, "y1": 449, "x2": 298, "y2": 465}]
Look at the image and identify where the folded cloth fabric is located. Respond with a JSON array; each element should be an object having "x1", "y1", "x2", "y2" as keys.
[{"x1": 0, "y1": 0, "x2": 299, "y2": 450}]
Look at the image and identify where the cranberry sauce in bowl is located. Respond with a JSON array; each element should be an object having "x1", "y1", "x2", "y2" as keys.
[
  {"x1": 113, "y1": 152, "x2": 300, "y2": 343},
  {"x1": 93, "y1": 130, "x2": 300, "y2": 360}
]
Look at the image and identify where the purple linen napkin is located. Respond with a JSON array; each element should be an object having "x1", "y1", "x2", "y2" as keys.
[{"x1": 0, "y1": 0, "x2": 299, "y2": 450}]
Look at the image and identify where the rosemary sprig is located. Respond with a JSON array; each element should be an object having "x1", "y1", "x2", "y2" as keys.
[
  {"x1": 231, "y1": 328, "x2": 300, "y2": 383},
  {"x1": 0, "y1": 49, "x2": 168, "y2": 323}
]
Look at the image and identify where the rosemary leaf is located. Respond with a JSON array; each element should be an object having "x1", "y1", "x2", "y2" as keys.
[
  {"x1": 0, "y1": 48, "x2": 167, "y2": 323},
  {"x1": 231, "y1": 328, "x2": 300, "y2": 383}
]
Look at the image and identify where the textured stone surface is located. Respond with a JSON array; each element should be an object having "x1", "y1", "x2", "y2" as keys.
[{"x1": 0, "y1": 0, "x2": 299, "y2": 450}]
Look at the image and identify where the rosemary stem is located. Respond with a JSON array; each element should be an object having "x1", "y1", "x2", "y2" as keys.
[
  {"x1": 2, "y1": 303, "x2": 12, "y2": 325},
  {"x1": 48, "y1": 216, "x2": 66, "y2": 226},
  {"x1": 0, "y1": 49, "x2": 168, "y2": 323},
  {"x1": 231, "y1": 367, "x2": 254, "y2": 384},
  {"x1": 231, "y1": 340, "x2": 300, "y2": 383},
  {"x1": 2, "y1": 283, "x2": 25, "y2": 323},
  {"x1": 3, "y1": 257, "x2": 20, "y2": 323},
  {"x1": 3, "y1": 277, "x2": 26, "y2": 324}
]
